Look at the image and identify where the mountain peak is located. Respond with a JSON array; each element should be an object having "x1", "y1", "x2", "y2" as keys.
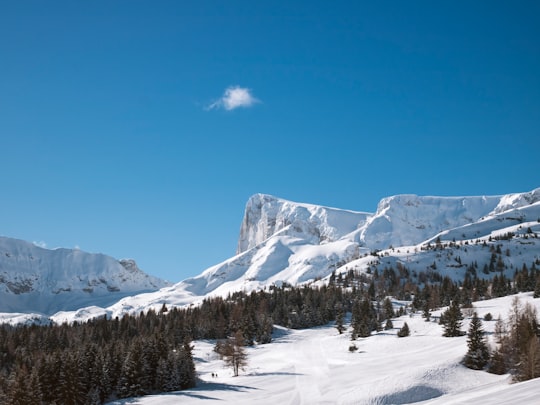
[
  {"x1": 0, "y1": 237, "x2": 170, "y2": 315},
  {"x1": 237, "y1": 193, "x2": 371, "y2": 254}
]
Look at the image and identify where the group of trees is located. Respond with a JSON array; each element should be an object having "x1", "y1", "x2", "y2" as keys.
[
  {"x1": 0, "y1": 310, "x2": 196, "y2": 404},
  {"x1": 1, "y1": 243, "x2": 540, "y2": 402},
  {"x1": 487, "y1": 298, "x2": 540, "y2": 380},
  {"x1": 461, "y1": 298, "x2": 540, "y2": 382}
]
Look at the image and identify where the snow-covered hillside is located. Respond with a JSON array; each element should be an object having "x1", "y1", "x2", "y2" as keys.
[
  {"x1": 0, "y1": 236, "x2": 170, "y2": 316},
  {"x1": 193, "y1": 189, "x2": 539, "y2": 305},
  {"x1": 3, "y1": 188, "x2": 540, "y2": 323},
  {"x1": 109, "y1": 293, "x2": 540, "y2": 405}
]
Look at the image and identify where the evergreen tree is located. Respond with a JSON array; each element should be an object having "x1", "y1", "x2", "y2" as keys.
[
  {"x1": 117, "y1": 340, "x2": 145, "y2": 398},
  {"x1": 397, "y1": 322, "x2": 410, "y2": 337},
  {"x1": 350, "y1": 300, "x2": 361, "y2": 340},
  {"x1": 352, "y1": 299, "x2": 376, "y2": 338},
  {"x1": 7, "y1": 369, "x2": 37, "y2": 405},
  {"x1": 442, "y1": 300, "x2": 464, "y2": 337},
  {"x1": 383, "y1": 297, "x2": 394, "y2": 319},
  {"x1": 335, "y1": 307, "x2": 346, "y2": 335},
  {"x1": 57, "y1": 352, "x2": 87, "y2": 405},
  {"x1": 178, "y1": 340, "x2": 197, "y2": 389},
  {"x1": 488, "y1": 346, "x2": 508, "y2": 375},
  {"x1": 463, "y1": 312, "x2": 490, "y2": 370},
  {"x1": 422, "y1": 301, "x2": 431, "y2": 322}
]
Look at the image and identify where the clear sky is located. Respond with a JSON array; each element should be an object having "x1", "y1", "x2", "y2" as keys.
[{"x1": 1, "y1": 1, "x2": 539, "y2": 283}]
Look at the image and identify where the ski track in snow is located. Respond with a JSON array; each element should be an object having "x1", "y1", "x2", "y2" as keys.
[{"x1": 108, "y1": 293, "x2": 540, "y2": 405}]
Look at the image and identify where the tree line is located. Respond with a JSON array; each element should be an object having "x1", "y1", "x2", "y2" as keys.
[{"x1": 1, "y1": 255, "x2": 540, "y2": 403}]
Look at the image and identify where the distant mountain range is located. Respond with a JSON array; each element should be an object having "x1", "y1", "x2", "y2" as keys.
[
  {"x1": 1, "y1": 187, "x2": 539, "y2": 325},
  {"x1": 0, "y1": 236, "x2": 170, "y2": 319}
]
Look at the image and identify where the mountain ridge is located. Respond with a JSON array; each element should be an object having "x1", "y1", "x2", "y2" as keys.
[
  {"x1": 0, "y1": 236, "x2": 170, "y2": 316},
  {"x1": 2, "y1": 187, "x2": 539, "y2": 324}
]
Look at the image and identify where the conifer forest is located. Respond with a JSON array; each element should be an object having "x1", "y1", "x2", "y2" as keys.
[{"x1": 1, "y1": 255, "x2": 540, "y2": 404}]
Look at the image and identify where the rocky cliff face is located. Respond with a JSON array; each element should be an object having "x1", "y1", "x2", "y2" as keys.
[{"x1": 236, "y1": 193, "x2": 371, "y2": 253}]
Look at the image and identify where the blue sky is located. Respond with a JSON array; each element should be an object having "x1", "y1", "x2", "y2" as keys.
[{"x1": 1, "y1": 1, "x2": 539, "y2": 283}]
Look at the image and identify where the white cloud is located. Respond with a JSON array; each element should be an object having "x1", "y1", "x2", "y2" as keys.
[{"x1": 206, "y1": 86, "x2": 260, "y2": 111}]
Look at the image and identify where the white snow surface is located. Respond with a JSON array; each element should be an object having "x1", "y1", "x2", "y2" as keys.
[
  {"x1": 0, "y1": 236, "x2": 170, "y2": 316},
  {"x1": 359, "y1": 194, "x2": 502, "y2": 249},
  {"x1": 38, "y1": 188, "x2": 540, "y2": 323},
  {"x1": 108, "y1": 293, "x2": 540, "y2": 405}
]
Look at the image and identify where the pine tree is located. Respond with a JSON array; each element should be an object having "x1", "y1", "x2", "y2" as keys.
[
  {"x1": 422, "y1": 301, "x2": 431, "y2": 322},
  {"x1": 352, "y1": 299, "x2": 376, "y2": 338},
  {"x1": 442, "y1": 300, "x2": 464, "y2": 337},
  {"x1": 117, "y1": 340, "x2": 145, "y2": 398},
  {"x1": 7, "y1": 368, "x2": 37, "y2": 405},
  {"x1": 335, "y1": 307, "x2": 346, "y2": 335},
  {"x1": 178, "y1": 340, "x2": 197, "y2": 389},
  {"x1": 383, "y1": 297, "x2": 394, "y2": 319},
  {"x1": 397, "y1": 322, "x2": 410, "y2": 337},
  {"x1": 350, "y1": 300, "x2": 361, "y2": 340},
  {"x1": 488, "y1": 346, "x2": 507, "y2": 375},
  {"x1": 463, "y1": 312, "x2": 490, "y2": 370}
]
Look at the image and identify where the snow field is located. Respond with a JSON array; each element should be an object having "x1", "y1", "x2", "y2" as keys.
[{"x1": 108, "y1": 293, "x2": 540, "y2": 405}]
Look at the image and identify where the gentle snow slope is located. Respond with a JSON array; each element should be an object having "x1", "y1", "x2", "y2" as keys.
[{"x1": 109, "y1": 293, "x2": 540, "y2": 405}]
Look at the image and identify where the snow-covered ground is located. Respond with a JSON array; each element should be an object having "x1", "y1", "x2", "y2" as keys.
[{"x1": 108, "y1": 293, "x2": 540, "y2": 405}]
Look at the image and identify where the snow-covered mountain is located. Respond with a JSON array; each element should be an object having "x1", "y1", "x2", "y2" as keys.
[
  {"x1": 237, "y1": 193, "x2": 371, "y2": 253},
  {"x1": 0, "y1": 236, "x2": 170, "y2": 316},
  {"x1": 2, "y1": 188, "x2": 539, "y2": 324},
  {"x1": 42, "y1": 187, "x2": 540, "y2": 324},
  {"x1": 178, "y1": 189, "x2": 539, "y2": 298}
]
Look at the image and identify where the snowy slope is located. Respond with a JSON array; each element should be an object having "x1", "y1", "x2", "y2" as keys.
[
  {"x1": 0, "y1": 236, "x2": 170, "y2": 315},
  {"x1": 44, "y1": 188, "x2": 540, "y2": 323},
  {"x1": 179, "y1": 193, "x2": 540, "y2": 304},
  {"x1": 108, "y1": 293, "x2": 540, "y2": 405},
  {"x1": 358, "y1": 194, "x2": 502, "y2": 249}
]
